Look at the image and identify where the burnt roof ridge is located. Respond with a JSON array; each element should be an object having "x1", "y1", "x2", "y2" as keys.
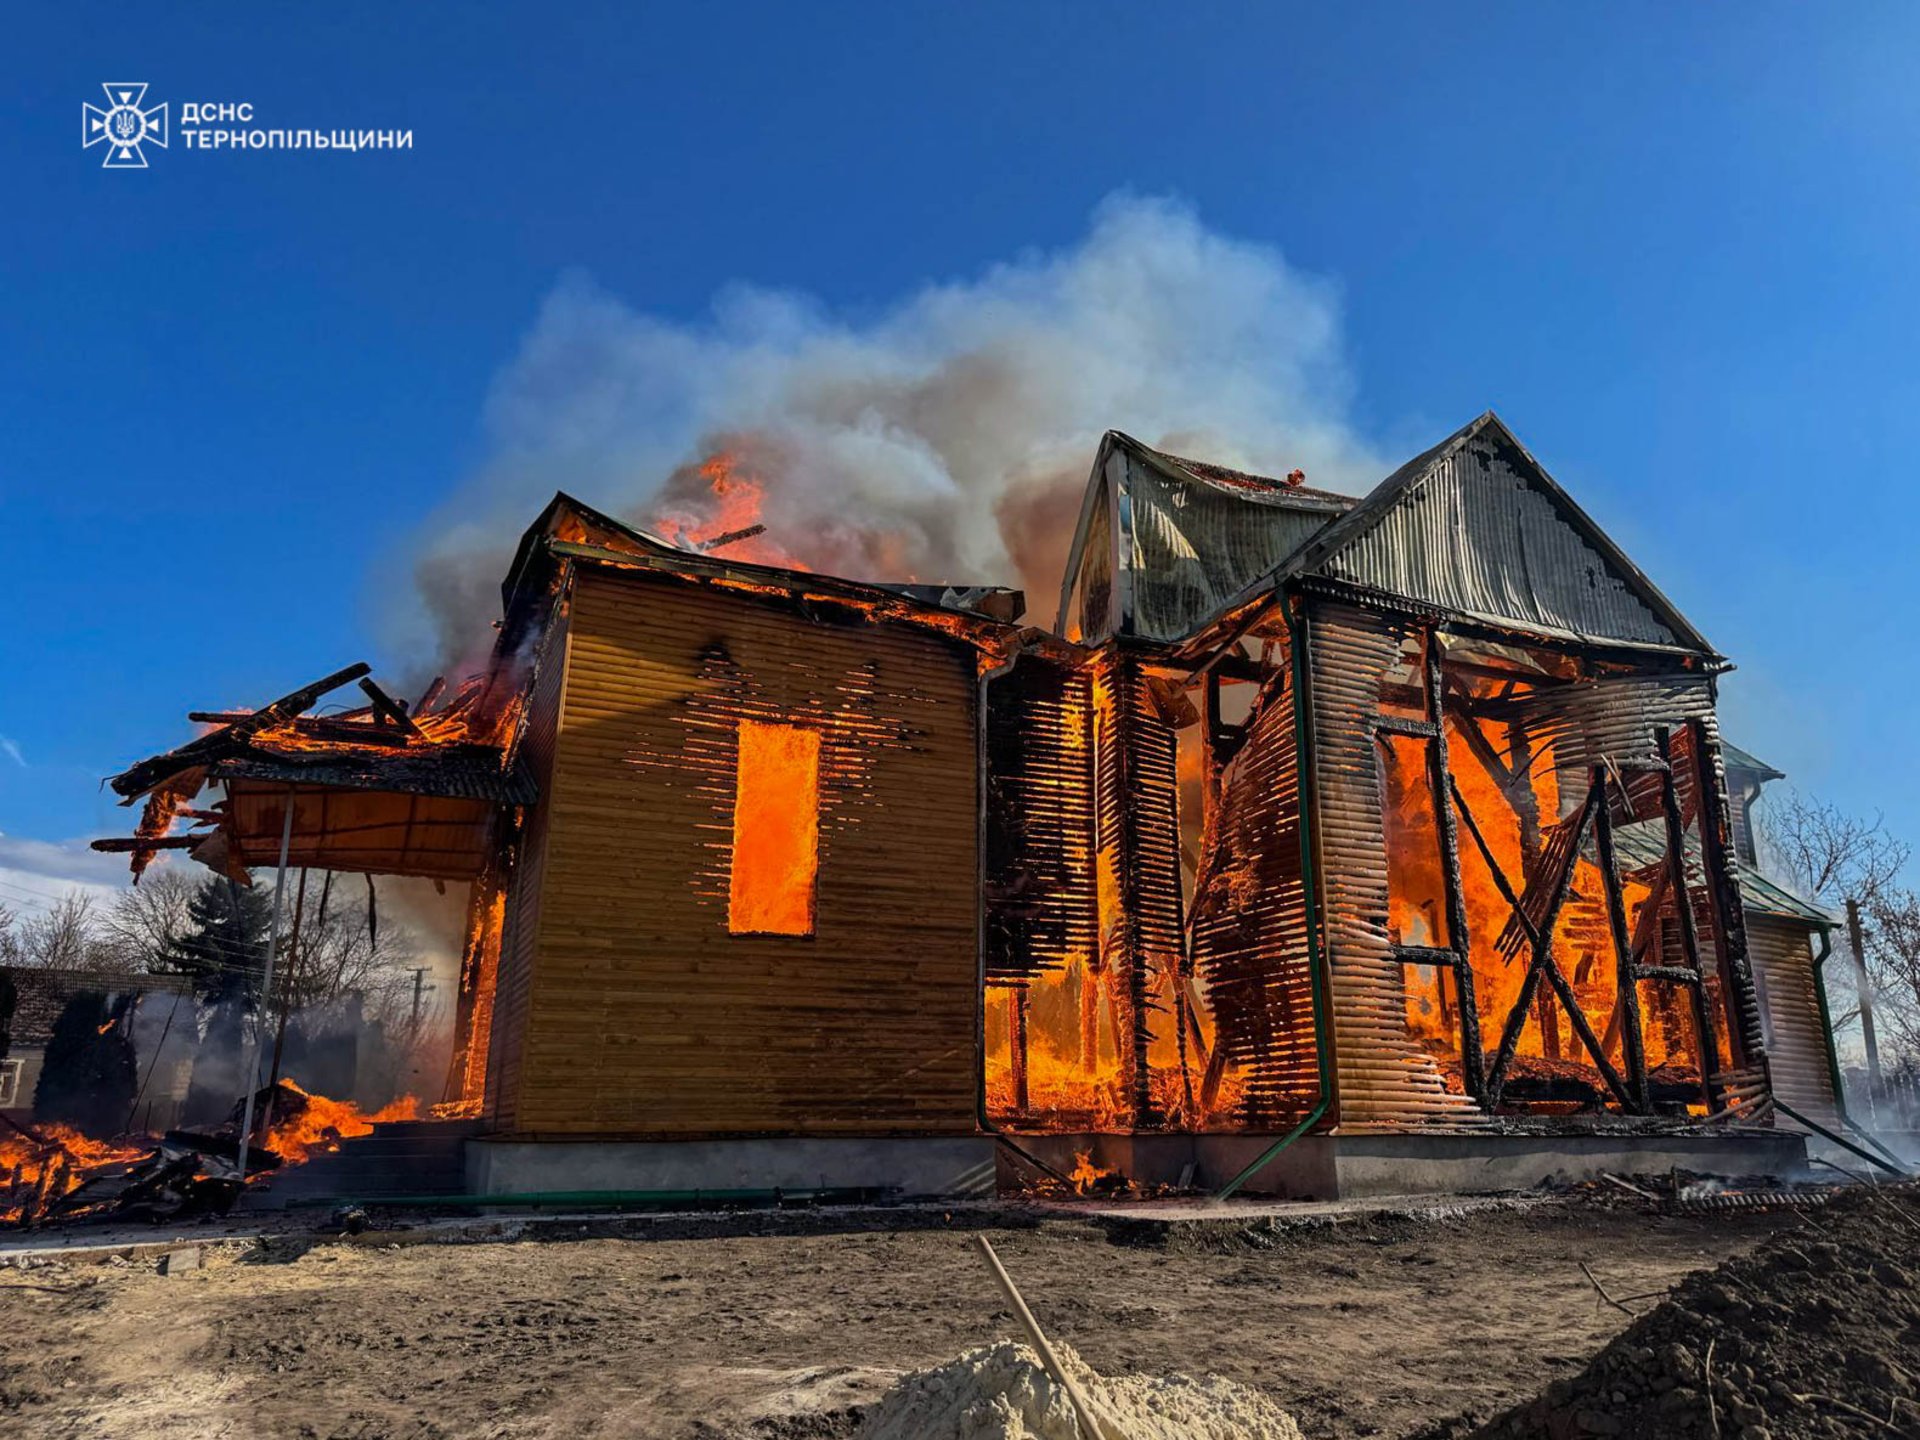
[
  {"x1": 1103, "y1": 428, "x2": 1357, "y2": 507},
  {"x1": 1267, "y1": 410, "x2": 1720, "y2": 656}
]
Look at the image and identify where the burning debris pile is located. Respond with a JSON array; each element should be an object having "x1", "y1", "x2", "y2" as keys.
[{"x1": 0, "y1": 1079, "x2": 417, "y2": 1230}]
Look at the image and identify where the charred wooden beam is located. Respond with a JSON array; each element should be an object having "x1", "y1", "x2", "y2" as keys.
[
  {"x1": 1635, "y1": 964, "x2": 1704, "y2": 985},
  {"x1": 357, "y1": 677, "x2": 424, "y2": 737},
  {"x1": 90, "y1": 835, "x2": 200, "y2": 853},
  {"x1": 1009, "y1": 988, "x2": 1030, "y2": 1116},
  {"x1": 1689, "y1": 722, "x2": 1767, "y2": 1072},
  {"x1": 698, "y1": 522, "x2": 767, "y2": 553},
  {"x1": 1655, "y1": 728, "x2": 1721, "y2": 1111},
  {"x1": 1591, "y1": 776, "x2": 1651, "y2": 1113},
  {"x1": 1391, "y1": 944, "x2": 1461, "y2": 967},
  {"x1": 114, "y1": 662, "x2": 373, "y2": 799},
  {"x1": 287, "y1": 716, "x2": 412, "y2": 747},
  {"x1": 1485, "y1": 785, "x2": 1598, "y2": 1106},
  {"x1": 1426, "y1": 631, "x2": 1484, "y2": 1102}
]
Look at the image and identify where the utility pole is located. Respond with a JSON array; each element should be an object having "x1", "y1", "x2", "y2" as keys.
[
  {"x1": 1846, "y1": 896, "x2": 1884, "y2": 1100},
  {"x1": 409, "y1": 966, "x2": 430, "y2": 1031},
  {"x1": 236, "y1": 786, "x2": 297, "y2": 1186}
]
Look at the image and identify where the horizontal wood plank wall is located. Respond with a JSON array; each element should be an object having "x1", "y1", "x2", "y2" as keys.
[
  {"x1": 1747, "y1": 917, "x2": 1838, "y2": 1124},
  {"x1": 485, "y1": 606, "x2": 572, "y2": 1130},
  {"x1": 514, "y1": 568, "x2": 981, "y2": 1136},
  {"x1": 1310, "y1": 602, "x2": 1482, "y2": 1130}
]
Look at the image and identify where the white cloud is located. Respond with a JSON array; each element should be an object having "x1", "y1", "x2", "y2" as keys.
[
  {"x1": 0, "y1": 833, "x2": 133, "y2": 918},
  {"x1": 0, "y1": 736, "x2": 25, "y2": 768}
]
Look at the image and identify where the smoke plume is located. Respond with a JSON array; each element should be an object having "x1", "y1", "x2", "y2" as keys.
[{"x1": 401, "y1": 193, "x2": 1382, "y2": 670}]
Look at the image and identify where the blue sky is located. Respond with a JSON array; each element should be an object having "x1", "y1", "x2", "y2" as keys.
[{"x1": 5, "y1": 3, "x2": 1920, "y2": 907}]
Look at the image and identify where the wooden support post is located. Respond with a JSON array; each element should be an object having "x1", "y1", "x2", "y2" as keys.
[
  {"x1": 1592, "y1": 780, "x2": 1650, "y2": 1112},
  {"x1": 1010, "y1": 987, "x2": 1031, "y2": 1117},
  {"x1": 1655, "y1": 730, "x2": 1721, "y2": 1109},
  {"x1": 1424, "y1": 630, "x2": 1485, "y2": 1102},
  {"x1": 1688, "y1": 723, "x2": 1766, "y2": 1072}
]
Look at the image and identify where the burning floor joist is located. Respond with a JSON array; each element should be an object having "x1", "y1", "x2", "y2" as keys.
[{"x1": 40, "y1": 410, "x2": 1880, "y2": 1214}]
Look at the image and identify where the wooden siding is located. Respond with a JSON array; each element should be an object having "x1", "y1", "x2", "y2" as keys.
[
  {"x1": 504, "y1": 567, "x2": 982, "y2": 1136},
  {"x1": 484, "y1": 606, "x2": 571, "y2": 1130},
  {"x1": 1748, "y1": 916, "x2": 1838, "y2": 1124},
  {"x1": 1189, "y1": 636, "x2": 1320, "y2": 1123},
  {"x1": 1308, "y1": 603, "x2": 1482, "y2": 1129}
]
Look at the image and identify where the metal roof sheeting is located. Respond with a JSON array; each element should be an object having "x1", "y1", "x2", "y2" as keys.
[
  {"x1": 1267, "y1": 413, "x2": 1719, "y2": 658},
  {"x1": 1056, "y1": 431, "x2": 1356, "y2": 644},
  {"x1": 1721, "y1": 741, "x2": 1786, "y2": 780},
  {"x1": 1320, "y1": 430, "x2": 1680, "y2": 649},
  {"x1": 1125, "y1": 445, "x2": 1348, "y2": 641}
]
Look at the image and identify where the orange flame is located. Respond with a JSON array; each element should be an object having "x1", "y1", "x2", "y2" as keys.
[
  {"x1": 1068, "y1": 1149, "x2": 1116, "y2": 1195},
  {"x1": 655, "y1": 453, "x2": 799, "y2": 568},
  {"x1": 0, "y1": 1125, "x2": 149, "y2": 1225},
  {"x1": 727, "y1": 720, "x2": 822, "y2": 936},
  {"x1": 262, "y1": 1081, "x2": 421, "y2": 1165}
]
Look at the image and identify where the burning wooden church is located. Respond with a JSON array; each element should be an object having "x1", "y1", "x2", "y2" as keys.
[{"x1": 100, "y1": 412, "x2": 1849, "y2": 1199}]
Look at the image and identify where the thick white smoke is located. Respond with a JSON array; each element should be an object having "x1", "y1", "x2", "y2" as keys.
[{"x1": 402, "y1": 193, "x2": 1382, "y2": 670}]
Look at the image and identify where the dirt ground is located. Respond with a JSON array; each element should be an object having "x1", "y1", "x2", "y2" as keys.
[{"x1": 0, "y1": 1200, "x2": 1796, "y2": 1440}]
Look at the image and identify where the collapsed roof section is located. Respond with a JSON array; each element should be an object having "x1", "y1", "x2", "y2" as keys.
[
  {"x1": 501, "y1": 491, "x2": 1026, "y2": 655},
  {"x1": 98, "y1": 491, "x2": 1041, "y2": 887},
  {"x1": 1056, "y1": 431, "x2": 1357, "y2": 646},
  {"x1": 98, "y1": 664, "x2": 532, "y2": 884}
]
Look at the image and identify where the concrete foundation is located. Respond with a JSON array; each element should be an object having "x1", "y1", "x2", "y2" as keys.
[
  {"x1": 1006, "y1": 1128, "x2": 1811, "y2": 1199},
  {"x1": 466, "y1": 1135, "x2": 999, "y2": 1200}
]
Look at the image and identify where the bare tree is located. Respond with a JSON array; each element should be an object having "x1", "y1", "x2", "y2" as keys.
[
  {"x1": 1758, "y1": 789, "x2": 1918, "y2": 1074},
  {"x1": 1758, "y1": 789, "x2": 1909, "y2": 908},
  {"x1": 1865, "y1": 887, "x2": 1920, "y2": 1064},
  {"x1": 281, "y1": 890, "x2": 423, "y2": 1010},
  {"x1": 14, "y1": 893, "x2": 120, "y2": 973},
  {"x1": 0, "y1": 902, "x2": 21, "y2": 966},
  {"x1": 99, "y1": 868, "x2": 198, "y2": 971}
]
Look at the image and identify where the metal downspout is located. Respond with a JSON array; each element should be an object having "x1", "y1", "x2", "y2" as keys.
[
  {"x1": 1805, "y1": 925, "x2": 1909, "y2": 1176},
  {"x1": 1216, "y1": 599, "x2": 1334, "y2": 1200}
]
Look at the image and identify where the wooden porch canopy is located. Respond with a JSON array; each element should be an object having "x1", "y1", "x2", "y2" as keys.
[{"x1": 96, "y1": 662, "x2": 535, "y2": 884}]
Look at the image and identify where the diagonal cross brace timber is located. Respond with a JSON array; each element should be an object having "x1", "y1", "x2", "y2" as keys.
[{"x1": 1461, "y1": 783, "x2": 1637, "y2": 1111}]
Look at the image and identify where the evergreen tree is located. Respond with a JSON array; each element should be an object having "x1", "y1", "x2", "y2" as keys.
[
  {"x1": 156, "y1": 877, "x2": 275, "y2": 1002},
  {"x1": 32, "y1": 992, "x2": 137, "y2": 1137}
]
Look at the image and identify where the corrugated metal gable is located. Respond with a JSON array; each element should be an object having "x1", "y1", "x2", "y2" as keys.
[
  {"x1": 1321, "y1": 433, "x2": 1680, "y2": 648},
  {"x1": 1279, "y1": 413, "x2": 1718, "y2": 657},
  {"x1": 1055, "y1": 432, "x2": 1355, "y2": 645}
]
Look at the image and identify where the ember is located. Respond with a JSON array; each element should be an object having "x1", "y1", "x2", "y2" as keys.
[{"x1": 0, "y1": 1078, "x2": 420, "y2": 1231}]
